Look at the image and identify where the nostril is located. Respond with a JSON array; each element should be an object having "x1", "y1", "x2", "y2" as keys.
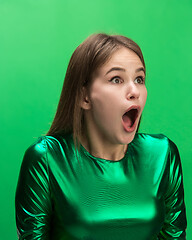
[
  {"x1": 127, "y1": 94, "x2": 136, "y2": 100},
  {"x1": 126, "y1": 85, "x2": 140, "y2": 100},
  {"x1": 127, "y1": 90, "x2": 140, "y2": 100}
]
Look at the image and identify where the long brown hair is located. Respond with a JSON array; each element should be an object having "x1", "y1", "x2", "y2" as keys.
[{"x1": 47, "y1": 33, "x2": 145, "y2": 146}]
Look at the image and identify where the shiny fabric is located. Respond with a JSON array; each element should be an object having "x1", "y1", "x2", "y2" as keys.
[{"x1": 15, "y1": 133, "x2": 187, "y2": 240}]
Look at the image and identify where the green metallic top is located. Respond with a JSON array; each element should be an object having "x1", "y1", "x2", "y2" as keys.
[{"x1": 15, "y1": 133, "x2": 187, "y2": 239}]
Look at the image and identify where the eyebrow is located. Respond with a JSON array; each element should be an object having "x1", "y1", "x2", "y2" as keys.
[
  {"x1": 105, "y1": 66, "x2": 145, "y2": 75},
  {"x1": 136, "y1": 67, "x2": 145, "y2": 74}
]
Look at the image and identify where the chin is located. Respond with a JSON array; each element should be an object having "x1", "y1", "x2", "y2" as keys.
[{"x1": 119, "y1": 131, "x2": 136, "y2": 145}]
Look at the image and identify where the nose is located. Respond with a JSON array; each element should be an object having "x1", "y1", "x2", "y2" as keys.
[{"x1": 126, "y1": 83, "x2": 140, "y2": 100}]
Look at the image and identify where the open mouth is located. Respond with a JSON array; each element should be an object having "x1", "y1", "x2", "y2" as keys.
[{"x1": 122, "y1": 108, "x2": 139, "y2": 131}]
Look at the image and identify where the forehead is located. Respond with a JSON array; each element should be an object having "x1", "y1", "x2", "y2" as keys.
[{"x1": 99, "y1": 47, "x2": 144, "y2": 73}]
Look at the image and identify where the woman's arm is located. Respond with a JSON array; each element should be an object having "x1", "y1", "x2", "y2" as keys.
[
  {"x1": 158, "y1": 139, "x2": 187, "y2": 239},
  {"x1": 15, "y1": 138, "x2": 52, "y2": 239}
]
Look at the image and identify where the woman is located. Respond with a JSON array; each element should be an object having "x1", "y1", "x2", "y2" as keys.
[{"x1": 15, "y1": 33, "x2": 187, "y2": 239}]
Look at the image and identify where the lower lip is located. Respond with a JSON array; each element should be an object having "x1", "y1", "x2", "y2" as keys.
[{"x1": 122, "y1": 117, "x2": 138, "y2": 133}]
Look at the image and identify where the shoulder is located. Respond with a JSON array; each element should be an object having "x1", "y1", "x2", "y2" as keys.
[
  {"x1": 134, "y1": 132, "x2": 168, "y2": 143},
  {"x1": 24, "y1": 136, "x2": 60, "y2": 157},
  {"x1": 22, "y1": 133, "x2": 74, "y2": 167},
  {"x1": 21, "y1": 135, "x2": 64, "y2": 168},
  {"x1": 132, "y1": 133, "x2": 180, "y2": 168},
  {"x1": 134, "y1": 133, "x2": 178, "y2": 152},
  {"x1": 133, "y1": 134, "x2": 182, "y2": 183}
]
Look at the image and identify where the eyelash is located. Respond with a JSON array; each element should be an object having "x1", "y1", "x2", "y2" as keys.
[
  {"x1": 109, "y1": 76, "x2": 145, "y2": 84},
  {"x1": 135, "y1": 76, "x2": 145, "y2": 84},
  {"x1": 109, "y1": 76, "x2": 123, "y2": 84}
]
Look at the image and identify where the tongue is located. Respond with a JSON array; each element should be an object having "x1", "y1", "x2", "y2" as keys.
[{"x1": 122, "y1": 114, "x2": 132, "y2": 128}]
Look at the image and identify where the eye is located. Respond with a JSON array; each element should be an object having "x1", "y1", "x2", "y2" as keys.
[
  {"x1": 109, "y1": 76, "x2": 123, "y2": 84},
  {"x1": 134, "y1": 76, "x2": 145, "y2": 84}
]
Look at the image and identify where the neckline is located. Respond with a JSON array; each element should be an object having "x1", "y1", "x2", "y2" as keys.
[{"x1": 80, "y1": 142, "x2": 132, "y2": 163}]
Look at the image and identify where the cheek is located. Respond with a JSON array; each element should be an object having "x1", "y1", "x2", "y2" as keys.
[
  {"x1": 141, "y1": 88, "x2": 148, "y2": 106},
  {"x1": 91, "y1": 95, "x2": 113, "y2": 119},
  {"x1": 90, "y1": 88, "x2": 120, "y2": 121},
  {"x1": 90, "y1": 85, "x2": 113, "y2": 108}
]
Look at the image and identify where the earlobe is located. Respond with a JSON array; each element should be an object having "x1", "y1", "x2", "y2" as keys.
[{"x1": 80, "y1": 87, "x2": 91, "y2": 110}]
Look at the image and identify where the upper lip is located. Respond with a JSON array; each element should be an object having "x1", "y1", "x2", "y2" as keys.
[{"x1": 123, "y1": 105, "x2": 141, "y2": 116}]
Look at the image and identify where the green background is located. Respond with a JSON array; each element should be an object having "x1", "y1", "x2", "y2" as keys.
[{"x1": 1, "y1": 0, "x2": 191, "y2": 238}]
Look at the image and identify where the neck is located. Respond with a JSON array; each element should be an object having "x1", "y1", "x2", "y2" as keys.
[{"x1": 79, "y1": 130, "x2": 128, "y2": 161}]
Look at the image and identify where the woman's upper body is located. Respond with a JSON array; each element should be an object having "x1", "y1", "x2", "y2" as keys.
[
  {"x1": 15, "y1": 132, "x2": 187, "y2": 239},
  {"x1": 15, "y1": 33, "x2": 187, "y2": 239}
]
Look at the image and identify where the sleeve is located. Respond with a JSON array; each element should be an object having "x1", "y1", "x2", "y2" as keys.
[
  {"x1": 157, "y1": 139, "x2": 187, "y2": 239},
  {"x1": 15, "y1": 138, "x2": 52, "y2": 240}
]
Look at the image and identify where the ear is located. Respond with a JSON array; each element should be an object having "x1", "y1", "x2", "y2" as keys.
[{"x1": 80, "y1": 87, "x2": 91, "y2": 110}]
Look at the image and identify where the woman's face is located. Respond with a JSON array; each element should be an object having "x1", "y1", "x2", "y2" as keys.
[{"x1": 82, "y1": 47, "x2": 147, "y2": 146}]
